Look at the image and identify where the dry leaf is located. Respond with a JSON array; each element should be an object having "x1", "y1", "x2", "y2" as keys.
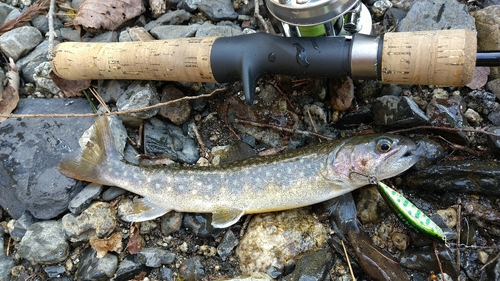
[
  {"x1": 72, "y1": 0, "x2": 145, "y2": 31},
  {"x1": 50, "y1": 71, "x2": 89, "y2": 97},
  {"x1": 89, "y1": 232, "x2": 123, "y2": 258},
  {"x1": 126, "y1": 222, "x2": 143, "y2": 254},
  {"x1": 466, "y1": 67, "x2": 490, "y2": 90},
  {"x1": 0, "y1": 58, "x2": 20, "y2": 122}
]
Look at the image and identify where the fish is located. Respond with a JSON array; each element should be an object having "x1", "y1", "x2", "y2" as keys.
[{"x1": 59, "y1": 116, "x2": 418, "y2": 228}]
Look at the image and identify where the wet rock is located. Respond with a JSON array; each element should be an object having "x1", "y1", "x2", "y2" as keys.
[
  {"x1": 144, "y1": 9, "x2": 192, "y2": 31},
  {"x1": 400, "y1": 245, "x2": 458, "y2": 277},
  {"x1": 382, "y1": 8, "x2": 407, "y2": 31},
  {"x1": 0, "y1": 98, "x2": 93, "y2": 220},
  {"x1": 426, "y1": 95, "x2": 469, "y2": 143},
  {"x1": 158, "y1": 84, "x2": 192, "y2": 125},
  {"x1": 217, "y1": 230, "x2": 239, "y2": 261},
  {"x1": 60, "y1": 27, "x2": 80, "y2": 41},
  {"x1": 0, "y1": 225, "x2": 14, "y2": 281},
  {"x1": 116, "y1": 81, "x2": 160, "y2": 126},
  {"x1": 137, "y1": 248, "x2": 176, "y2": 267},
  {"x1": 472, "y1": 5, "x2": 500, "y2": 79},
  {"x1": 114, "y1": 255, "x2": 152, "y2": 281},
  {"x1": 183, "y1": 213, "x2": 223, "y2": 238},
  {"x1": 44, "y1": 265, "x2": 66, "y2": 278},
  {"x1": 397, "y1": 0, "x2": 476, "y2": 32},
  {"x1": 101, "y1": 186, "x2": 127, "y2": 201},
  {"x1": 160, "y1": 211, "x2": 183, "y2": 235},
  {"x1": 282, "y1": 249, "x2": 334, "y2": 281},
  {"x1": 354, "y1": 80, "x2": 383, "y2": 102},
  {"x1": 464, "y1": 108, "x2": 483, "y2": 125},
  {"x1": 150, "y1": 24, "x2": 200, "y2": 39},
  {"x1": 373, "y1": 95, "x2": 429, "y2": 127},
  {"x1": 8, "y1": 211, "x2": 38, "y2": 241},
  {"x1": 435, "y1": 208, "x2": 458, "y2": 229},
  {"x1": 97, "y1": 80, "x2": 131, "y2": 103},
  {"x1": 195, "y1": 22, "x2": 244, "y2": 37},
  {"x1": 17, "y1": 220, "x2": 69, "y2": 264},
  {"x1": 76, "y1": 248, "x2": 118, "y2": 281},
  {"x1": 404, "y1": 160, "x2": 500, "y2": 196},
  {"x1": 179, "y1": 256, "x2": 205, "y2": 281},
  {"x1": 68, "y1": 183, "x2": 103, "y2": 214},
  {"x1": 31, "y1": 14, "x2": 63, "y2": 35},
  {"x1": 371, "y1": 0, "x2": 392, "y2": 18},
  {"x1": 236, "y1": 208, "x2": 328, "y2": 274},
  {"x1": 412, "y1": 138, "x2": 445, "y2": 170},
  {"x1": 356, "y1": 186, "x2": 382, "y2": 224},
  {"x1": 0, "y1": 26, "x2": 43, "y2": 60},
  {"x1": 329, "y1": 77, "x2": 354, "y2": 111},
  {"x1": 198, "y1": 0, "x2": 238, "y2": 20},
  {"x1": 62, "y1": 202, "x2": 117, "y2": 242},
  {"x1": 144, "y1": 117, "x2": 199, "y2": 164}
]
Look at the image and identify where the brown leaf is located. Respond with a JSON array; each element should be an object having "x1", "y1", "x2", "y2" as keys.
[
  {"x1": 72, "y1": 0, "x2": 145, "y2": 31},
  {"x1": 126, "y1": 222, "x2": 143, "y2": 254},
  {"x1": 89, "y1": 232, "x2": 123, "y2": 258},
  {"x1": 0, "y1": 58, "x2": 20, "y2": 122},
  {"x1": 49, "y1": 71, "x2": 89, "y2": 97},
  {"x1": 466, "y1": 67, "x2": 490, "y2": 90}
]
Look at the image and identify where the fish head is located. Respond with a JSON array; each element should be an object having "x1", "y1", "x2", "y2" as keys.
[{"x1": 326, "y1": 134, "x2": 418, "y2": 188}]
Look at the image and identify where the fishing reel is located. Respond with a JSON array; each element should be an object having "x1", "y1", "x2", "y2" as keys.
[{"x1": 265, "y1": 0, "x2": 372, "y2": 37}]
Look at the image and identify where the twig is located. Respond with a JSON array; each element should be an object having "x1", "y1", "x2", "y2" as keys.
[
  {"x1": 89, "y1": 87, "x2": 111, "y2": 113},
  {"x1": 0, "y1": 0, "x2": 51, "y2": 35},
  {"x1": 6, "y1": 237, "x2": 11, "y2": 256},
  {"x1": 47, "y1": 0, "x2": 56, "y2": 60},
  {"x1": 234, "y1": 118, "x2": 334, "y2": 140},
  {"x1": 269, "y1": 80, "x2": 295, "y2": 111},
  {"x1": 433, "y1": 241, "x2": 445, "y2": 278},
  {"x1": 306, "y1": 108, "x2": 321, "y2": 142},
  {"x1": 479, "y1": 251, "x2": 500, "y2": 271},
  {"x1": 222, "y1": 101, "x2": 241, "y2": 140},
  {"x1": 254, "y1": 0, "x2": 270, "y2": 33},
  {"x1": 189, "y1": 122, "x2": 211, "y2": 161},
  {"x1": 435, "y1": 135, "x2": 485, "y2": 157},
  {"x1": 0, "y1": 87, "x2": 226, "y2": 119},
  {"x1": 456, "y1": 198, "x2": 461, "y2": 271},
  {"x1": 342, "y1": 240, "x2": 356, "y2": 281},
  {"x1": 388, "y1": 125, "x2": 500, "y2": 138}
]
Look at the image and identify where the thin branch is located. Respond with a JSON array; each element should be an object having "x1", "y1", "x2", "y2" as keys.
[
  {"x1": 0, "y1": 87, "x2": 226, "y2": 119},
  {"x1": 388, "y1": 125, "x2": 500, "y2": 138},
  {"x1": 342, "y1": 240, "x2": 356, "y2": 281},
  {"x1": 234, "y1": 118, "x2": 334, "y2": 140},
  {"x1": 47, "y1": 0, "x2": 56, "y2": 60},
  {"x1": 254, "y1": 0, "x2": 269, "y2": 33},
  {"x1": 480, "y1": 251, "x2": 500, "y2": 271}
]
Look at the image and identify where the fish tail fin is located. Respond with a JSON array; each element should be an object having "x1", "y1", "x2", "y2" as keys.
[{"x1": 58, "y1": 116, "x2": 121, "y2": 186}]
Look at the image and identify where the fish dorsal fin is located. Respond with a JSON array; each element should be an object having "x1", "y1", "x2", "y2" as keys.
[
  {"x1": 120, "y1": 198, "x2": 170, "y2": 222},
  {"x1": 211, "y1": 207, "x2": 245, "y2": 228}
]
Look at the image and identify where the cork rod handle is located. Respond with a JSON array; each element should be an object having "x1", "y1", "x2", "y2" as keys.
[
  {"x1": 380, "y1": 29, "x2": 477, "y2": 86},
  {"x1": 50, "y1": 37, "x2": 218, "y2": 82}
]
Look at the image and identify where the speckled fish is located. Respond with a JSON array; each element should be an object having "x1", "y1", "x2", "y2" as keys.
[{"x1": 59, "y1": 116, "x2": 418, "y2": 228}]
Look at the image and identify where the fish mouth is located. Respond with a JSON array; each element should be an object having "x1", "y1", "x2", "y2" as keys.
[{"x1": 380, "y1": 139, "x2": 419, "y2": 179}]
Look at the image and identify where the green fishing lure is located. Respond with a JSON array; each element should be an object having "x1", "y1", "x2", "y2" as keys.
[{"x1": 370, "y1": 176, "x2": 446, "y2": 243}]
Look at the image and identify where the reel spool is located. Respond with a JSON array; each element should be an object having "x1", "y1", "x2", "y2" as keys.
[{"x1": 265, "y1": 0, "x2": 372, "y2": 37}]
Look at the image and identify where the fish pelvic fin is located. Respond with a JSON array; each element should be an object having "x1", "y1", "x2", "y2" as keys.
[{"x1": 58, "y1": 116, "x2": 121, "y2": 186}]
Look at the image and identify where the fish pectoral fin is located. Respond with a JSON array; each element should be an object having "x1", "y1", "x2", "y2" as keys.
[
  {"x1": 120, "y1": 198, "x2": 170, "y2": 222},
  {"x1": 211, "y1": 207, "x2": 245, "y2": 229}
]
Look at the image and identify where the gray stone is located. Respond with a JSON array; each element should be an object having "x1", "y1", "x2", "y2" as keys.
[
  {"x1": 486, "y1": 78, "x2": 500, "y2": 100},
  {"x1": 217, "y1": 230, "x2": 239, "y2": 261},
  {"x1": 44, "y1": 265, "x2": 66, "y2": 278},
  {"x1": 0, "y1": 225, "x2": 15, "y2": 281},
  {"x1": 97, "y1": 80, "x2": 131, "y2": 103},
  {"x1": 77, "y1": 248, "x2": 118, "y2": 281},
  {"x1": 144, "y1": 9, "x2": 192, "y2": 31},
  {"x1": 0, "y1": 26, "x2": 43, "y2": 61},
  {"x1": 137, "y1": 248, "x2": 176, "y2": 267},
  {"x1": 158, "y1": 84, "x2": 192, "y2": 125},
  {"x1": 373, "y1": 95, "x2": 429, "y2": 127},
  {"x1": 150, "y1": 24, "x2": 200, "y2": 39},
  {"x1": 198, "y1": 0, "x2": 238, "y2": 20},
  {"x1": 0, "y1": 98, "x2": 93, "y2": 220},
  {"x1": 101, "y1": 186, "x2": 127, "y2": 201},
  {"x1": 17, "y1": 39, "x2": 58, "y2": 84},
  {"x1": 397, "y1": 0, "x2": 476, "y2": 32},
  {"x1": 17, "y1": 220, "x2": 69, "y2": 264},
  {"x1": 68, "y1": 183, "x2": 103, "y2": 214},
  {"x1": 31, "y1": 14, "x2": 63, "y2": 35},
  {"x1": 59, "y1": 27, "x2": 81, "y2": 42},
  {"x1": 179, "y1": 256, "x2": 205, "y2": 281},
  {"x1": 113, "y1": 255, "x2": 151, "y2": 280},
  {"x1": 33, "y1": 61, "x2": 62, "y2": 95},
  {"x1": 9, "y1": 211, "x2": 38, "y2": 240},
  {"x1": 160, "y1": 211, "x2": 183, "y2": 235},
  {"x1": 177, "y1": 0, "x2": 202, "y2": 12},
  {"x1": 0, "y1": 3, "x2": 17, "y2": 25},
  {"x1": 487, "y1": 126, "x2": 500, "y2": 155},
  {"x1": 144, "y1": 117, "x2": 199, "y2": 164},
  {"x1": 84, "y1": 31, "x2": 119, "y2": 43},
  {"x1": 116, "y1": 81, "x2": 160, "y2": 126},
  {"x1": 62, "y1": 202, "x2": 116, "y2": 242},
  {"x1": 488, "y1": 109, "x2": 500, "y2": 126},
  {"x1": 195, "y1": 22, "x2": 244, "y2": 37}
]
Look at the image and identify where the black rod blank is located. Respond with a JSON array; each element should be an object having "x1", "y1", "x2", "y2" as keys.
[{"x1": 476, "y1": 51, "x2": 500, "y2": 67}]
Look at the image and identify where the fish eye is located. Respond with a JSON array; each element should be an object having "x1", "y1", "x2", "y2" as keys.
[{"x1": 376, "y1": 138, "x2": 393, "y2": 153}]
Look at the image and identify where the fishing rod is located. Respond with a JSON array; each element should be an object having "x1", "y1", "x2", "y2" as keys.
[{"x1": 49, "y1": 0, "x2": 500, "y2": 105}]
